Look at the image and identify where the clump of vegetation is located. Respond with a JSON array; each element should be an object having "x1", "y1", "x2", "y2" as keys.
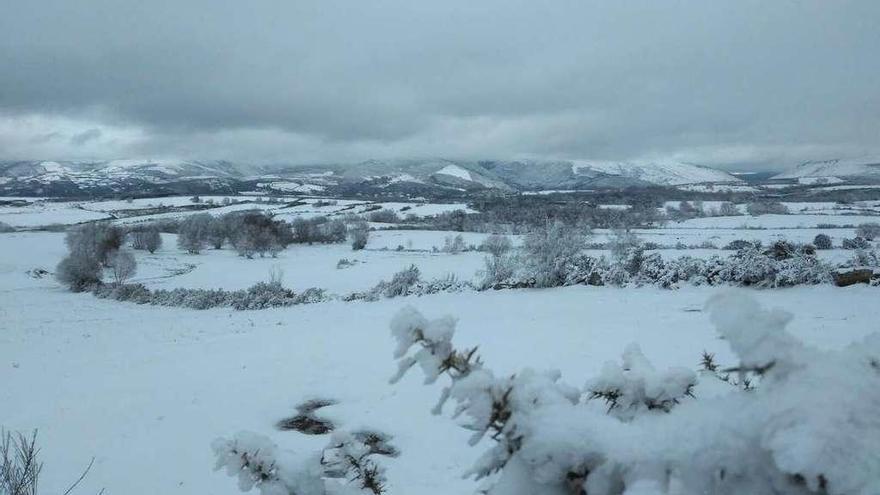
[
  {"x1": 842, "y1": 236, "x2": 871, "y2": 250},
  {"x1": 746, "y1": 201, "x2": 789, "y2": 216},
  {"x1": 349, "y1": 220, "x2": 370, "y2": 250},
  {"x1": 130, "y1": 225, "x2": 163, "y2": 253},
  {"x1": 813, "y1": 233, "x2": 833, "y2": 250}
]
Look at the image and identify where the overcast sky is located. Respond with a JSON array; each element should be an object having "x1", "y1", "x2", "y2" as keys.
[{"x1": 1, "y1": 0, "x2": 878, "y2": 170}]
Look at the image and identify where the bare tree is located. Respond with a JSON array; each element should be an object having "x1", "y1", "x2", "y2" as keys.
[
  {"x1": 349, "y1": 221, "x2": 369, "y2": 250},
  {"x1": 109, "y1": 250, "x2": 137, "y2": 285}
]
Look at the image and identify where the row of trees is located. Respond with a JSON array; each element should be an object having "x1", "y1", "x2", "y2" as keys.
[{"x1": 175, "y1": 211, "x2": 359, "y2": 257}]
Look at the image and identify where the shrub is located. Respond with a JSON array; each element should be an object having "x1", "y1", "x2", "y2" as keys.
[
  {"x1": 746, "y1": 201, "x2": 789, "y2": 216},
  {"x1": 349, "y1": 221, "x2": 369, "y2": 250},
  {"x1": 442, "y1": 234, "x2": 466, "y2": 254},
  {"x1": 842, "y1": 237, "x2": 870, "y2": 250},
  {"x1": 480, "y1": 254, "x2": 520, "y2": 289},
  {"x1": 56, "y1": 250, "x2": 102, "y2": 291},
  {"x1": 718, "y1": 201, "x2": 741, "y2": 216},
  {"x1": 522, "y1": 221, "x2": 588, "y2": 287},
  {"x1": 813, "y1": 233, "x2": 833, "y2": 250},
  {"x1": 724, "y1": 239, "x2": 758, "y2": 251},
  {"x1": 0, "y1": 221, "x2": 14, "y2": 233},
  {"x1": 479, "y1": 234, "x2": 512, "y2": 257},
  {"x1": 367, "y1": 209, "x2": 400, "y2": 223},
  {"x1": 382, "y1": 295, "x2": 880, "y2": 494}
]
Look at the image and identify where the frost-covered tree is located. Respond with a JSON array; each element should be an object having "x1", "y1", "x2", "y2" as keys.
[
  {"x1": 55, "y1": 250, "x2": 102, "y2": 291},
  {"x1": 442, "y1": 234, "x2": 466, "y2": 254},
  {"x1": 108, "y1": 249, "x2": 137, "y2": 285},
  {"x1": 56, "y1": 222, "x2": 124, "y2": 290},
  {"x1": 177, "y1": 213, "x2": 212, "y2": 254},
  {"x1": 349, "y1": 221, "x2": 369, "y2": 250},
  {"x1": 522, "y1": 221, "x2": 588, "y2": 287},
  {"x1": 813, "y1": 233, "x2": 832, "y2": 250},
  {"x1": 718, "y1": 201, "x2": 741, "y2": 216},
  {"x1": 479, "y1": 234, "x2": 512, "y2": 257},
  {"x1": 207, "y1": 217, "x2": 229, "y2": 249},
  {"x1": 131, "y1": 226, "x2": 163, "y2": 253},
  {"x1": 64, "y1": 222, "x2": 124, "y2": 266}
]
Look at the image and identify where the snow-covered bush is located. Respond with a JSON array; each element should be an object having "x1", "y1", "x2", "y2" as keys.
[
  {"x1": 367, "y1": 209, "x2": 400, "y2": 223},
  {"x1": 747, "y1": 201, "x2": 789, "y2": 216},
  {"x1": 813, "y1": 233, "x2": 832, "y2": 250},
  {"x1": 0, "y1": 221, "x2": 14, "y2": 233},
  {"x1": 409, "y1": 274, "x2": 474, "y2": 296},
  {"x1": 842, "y1": 237, "x2": 870, "y2": 250},
  {"x1": 723, "y1": 239, "x2": 758, "y2": 251},
  {"x1": 213, "y1": 430, "x2": 387, "y2": 495},
  {"x1": 349, "y1": 221, "x2": 369, "y2": 250},
  {"x1": 55, "y1": 250, "x2": 102, "y2": 291},
  {"x1": 479, "y1": 234, "x2": 513, "y2": 257},
  {"x1": 608, "y1": 228, "x2": 641, "y2": 262},
  {"x1": 442, "y1": 234, "x2": 466, "y2": 254},
  {"x1": 388, "y1": 294, "x2": 880, "y2": 495},
  {"x1": 522, "y1": 221, "x2": 588, "y2": 287},
  {"x1": 363, "y1": 265, "x2": 422, "y2": 300},
  {"x1": 479, "y1": 253, "x2": 523, "y2": 289}
]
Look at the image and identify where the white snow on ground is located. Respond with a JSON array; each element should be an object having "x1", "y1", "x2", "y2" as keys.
[
  {"x1": 1, "y1": 233, "x2": 877, "y2": 495},
  {"x1": 672, "y1": 214, "x2": 880, "y2": 229},
  {"x1": 798, "y1": 176, "x2": 844, "y2": 185},
  {"x1": 0, "y1": 203, "x2": 112, "y2": 227}
]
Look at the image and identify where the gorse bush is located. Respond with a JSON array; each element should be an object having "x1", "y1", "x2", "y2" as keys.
[
  {"x1": 384, "y1": 295, "x2": 880, "y2": 494},
  {"x1": 215, "y1": 294, "x2": 880, "y2": 494}
]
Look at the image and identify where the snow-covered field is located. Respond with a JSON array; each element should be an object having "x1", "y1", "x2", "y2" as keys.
[{"x1": 2, "y1": 195, "x2": 880, "y2": 494}]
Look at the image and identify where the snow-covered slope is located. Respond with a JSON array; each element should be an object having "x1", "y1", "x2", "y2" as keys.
[
  {"x1": 571, "y1": 160, "x2": 742, "y2": 186},
  {"x1": 774, "y1": 156, "x2": 880, "y2": 181},
  {"x1": 1, "y1": 157, "x2": 746, "y2": 197}
]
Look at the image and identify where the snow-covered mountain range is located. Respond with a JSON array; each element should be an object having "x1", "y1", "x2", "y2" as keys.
[
  {"x1": 0, "y1": 158, "x2": 745, "y2": 197},
  {"x1": 773, "y1": 156, "x2": 880, "y2": 182}
]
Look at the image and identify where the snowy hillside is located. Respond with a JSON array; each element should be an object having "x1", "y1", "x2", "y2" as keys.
[
  {"x1": 571, "y1": 160, "x2": 743, "y2": 186},
  {"x1": 774, "y1": 156, "x2": 880, "y2": 181},
  {"x1": 2, "y1": 157, "x2": 749, "y2": 197}
]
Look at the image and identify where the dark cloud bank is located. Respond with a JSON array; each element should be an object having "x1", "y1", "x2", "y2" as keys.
[{"x1": 1, "y1": 0, "x2": 879, "y2": 170}]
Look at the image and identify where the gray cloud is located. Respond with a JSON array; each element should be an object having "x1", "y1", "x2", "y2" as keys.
[
  {"x1": 1, "y1": 0, "x2": 879, "y2": 170},
  {"x1": 70, "y1": 128, "x2": 102, "y2": 146}
]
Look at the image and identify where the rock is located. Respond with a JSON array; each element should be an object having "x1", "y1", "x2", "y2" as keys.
[{"x1": 832, "y1": 269, "x2": 874, "y2": 287}]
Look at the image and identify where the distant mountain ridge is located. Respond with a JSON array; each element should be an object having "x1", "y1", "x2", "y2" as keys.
[
  {"x1": 773, "y1": 156, "x2": 880, "y2": 181},
  {"x1": 0, "y1": 158, "x2": 744, "y2": 197}
]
